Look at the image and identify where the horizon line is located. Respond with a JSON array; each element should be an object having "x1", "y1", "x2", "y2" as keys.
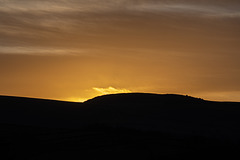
[{"x1": 1, "y1": 93, "x2": 240, "y2": 103}]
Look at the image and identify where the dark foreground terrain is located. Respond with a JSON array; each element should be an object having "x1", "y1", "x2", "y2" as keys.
[{"x1": 0, "y1": 93, "x2": 240, "y2": 159}]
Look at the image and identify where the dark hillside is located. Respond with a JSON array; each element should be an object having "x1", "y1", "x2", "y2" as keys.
[
  {"x1": 0, "y1": 93, "x2": 240, "y2": 159},
  {"x1": 0, "y1": 95, "x2": 89, "y2": 128},
  {"x1": 85, "y1": 93, "x2": 205, "y2": 105},
  {"x1": 84, "y1": 93, "x2": 240, "y2": 141}
]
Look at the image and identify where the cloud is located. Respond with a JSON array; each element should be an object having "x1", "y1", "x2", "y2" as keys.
[
  {"x1": 0, "y1": 46, "x2": 96, "y2": 56},
  {"x1": 128, "y1": 1, "x2": 240, "y2": 18},
  {"x1": 0, "y1": 0, "x2": 240, "y2": 56},
  {"x1": 93, "y1": 87, "x2": 132, "y2": 95},
  {"x1": 0, "y1": 0, "x2": 128, "y2": 12}
]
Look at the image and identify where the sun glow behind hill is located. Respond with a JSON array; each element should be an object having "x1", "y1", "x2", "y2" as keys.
[
  {"x1": 93, "y1": 87, "x2": 132, "y2": 95},
  {"x1": 65, "y1": 87, "x2": 132, "y2": 102}
]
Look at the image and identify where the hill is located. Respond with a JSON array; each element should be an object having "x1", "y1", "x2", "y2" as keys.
[{"x1": 0, "y1": 93, "x2": 240, "y2": 159}]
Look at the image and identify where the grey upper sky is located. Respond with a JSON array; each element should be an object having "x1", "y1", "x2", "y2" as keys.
[{"x1": 1, "y1": 0, "x2": 239, "y2": 53}]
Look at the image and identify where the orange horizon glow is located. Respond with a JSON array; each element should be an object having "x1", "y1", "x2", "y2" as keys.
[
  {"x1": 1, "y1": 86, "x2": 240, "y2": 103},
  {"x1": 64, "y1": 87, "x2": 132, "y2": 102}
]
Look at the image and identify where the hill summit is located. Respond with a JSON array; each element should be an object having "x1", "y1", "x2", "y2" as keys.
[{"x1": 85, "y1": 93, "x2": 205, "y2": 105}]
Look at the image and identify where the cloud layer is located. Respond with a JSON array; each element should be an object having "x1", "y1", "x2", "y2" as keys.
[{"x1": 0, "y1": 0, "x2": 240, "y2": 55}]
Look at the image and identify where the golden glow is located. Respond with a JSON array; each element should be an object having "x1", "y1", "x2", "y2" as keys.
[
  {"x1": 64, "y1": 87, "x2": 132, "y2": 102},
  {"x1": 93, "y1": 87, "x2": 132, "y2": 95},
  {"x1": 65, "y1": 97, "x2": 88, "y2": 102}
]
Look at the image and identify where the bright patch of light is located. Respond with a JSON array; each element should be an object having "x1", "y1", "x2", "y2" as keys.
[
  {"x1": 93, "y1": 87, "x2": 131, "y2": 95},
  {"x1": 65, "y1": 97, "x2": 88, "y2": 102}
]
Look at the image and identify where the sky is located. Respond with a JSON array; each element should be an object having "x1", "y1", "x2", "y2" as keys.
[{"x1": 0, "y1": 0, "x2": 240, "y2": 102}]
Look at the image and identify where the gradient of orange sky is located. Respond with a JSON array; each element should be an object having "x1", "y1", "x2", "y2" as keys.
[{"x1": 0, "y1": 0, "x2": 240, "y2": 102}]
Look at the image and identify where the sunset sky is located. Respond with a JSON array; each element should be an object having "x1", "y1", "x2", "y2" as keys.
[{"x1": 0, "y1": 0, "x2": 240, "y2": 102}]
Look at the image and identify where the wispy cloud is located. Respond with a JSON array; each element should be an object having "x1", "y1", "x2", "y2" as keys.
[
  {"x1": 129, "y1": 2, "x2": 240, "y2": 18},
  {"x1": 93, "y1": 87, "x2": 131, "y2": 95},
  {"x1": 0, "y1": 0, "x2": 128, "y2": 12},
  {"x1": 0, "y1": 0, "x2": 240, "y2": 56},
  {"x1": 1, "y1": 0, "x2": 239, "y2": 16},
  {"x1": 0, "y1": 46, "x2": 89, "y2": 55}
]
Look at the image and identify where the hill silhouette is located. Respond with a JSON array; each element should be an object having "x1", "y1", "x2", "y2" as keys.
[
  {"x1": 85, "y1": 93, "x2": 204, "y2": 105},
  {"x1": 0, "y1": 93, "x2": 240, "y2": 159}
]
